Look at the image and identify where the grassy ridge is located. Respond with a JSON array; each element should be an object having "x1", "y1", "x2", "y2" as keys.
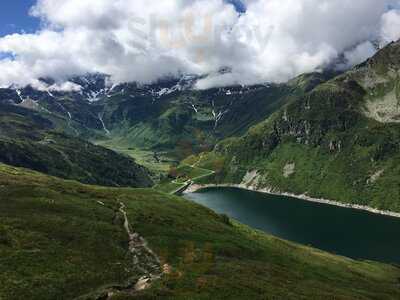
[
  {"x1": 0, "y1": 104, "x2": 153, "y2": 188},
  {"x1": 1, "y1": 163, "x2": 400, "y2": 299}
]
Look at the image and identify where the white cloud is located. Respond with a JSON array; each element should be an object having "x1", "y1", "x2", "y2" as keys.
[
  {"x1": 381, "y1": 9, "x2": 400, "y2": 44},
  {"x1": 0, "y1": 0, "x2": 400, "y2": 90},
  {"x1": 335, "y1": 41, "x2": 378, "y2": 71},
  {"x1": 47, "y1": 81, "x2": 82, "y2": 92}
]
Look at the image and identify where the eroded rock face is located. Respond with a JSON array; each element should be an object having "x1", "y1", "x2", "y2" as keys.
[
  {"x1": 364, "y1": 87, "x2": 400, "y2": 123},
  {"x1": 283, "y1": 163, "x2": 295, "y2": 178},
  {"x1": 367, "y1": 169, "x2": 385, "y2": 184},
  {"x1": 354, "y1": 41, "x2": 400, "y2": 124},
  {"x1": 241, "y1": 170, "x2": 261, "y2": 187}
]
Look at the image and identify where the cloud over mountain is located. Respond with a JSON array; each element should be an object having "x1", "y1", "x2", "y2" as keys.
[{"x1": 0, "y1": 0, "x2": 400, "y2": 90}]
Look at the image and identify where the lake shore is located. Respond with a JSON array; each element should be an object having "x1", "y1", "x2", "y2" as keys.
[{"x1": 184, "y1": 183, "x2": 400, "y2": 219}]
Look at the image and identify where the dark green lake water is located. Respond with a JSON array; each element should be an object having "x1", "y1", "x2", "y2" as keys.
[{"x1": 185, "y1": 187, "x2": 400, "y2": 264}]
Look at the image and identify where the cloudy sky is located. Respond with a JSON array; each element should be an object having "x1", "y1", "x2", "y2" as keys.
[{"x1": 0, "y1": 0, "x2": 400, "y2": 90}]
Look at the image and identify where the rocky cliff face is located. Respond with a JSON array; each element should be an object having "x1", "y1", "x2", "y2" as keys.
[{"x1": 354, "y1": 41, "x2": 400, "y2": 123}]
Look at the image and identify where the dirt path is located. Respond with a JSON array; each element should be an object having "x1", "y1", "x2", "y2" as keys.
[
  {"x1": 118, "y1": 202, "x2": 163, "y2": 291},
  {"x1": 98, "y1": 202, "x2": 168, "y2": 299}
]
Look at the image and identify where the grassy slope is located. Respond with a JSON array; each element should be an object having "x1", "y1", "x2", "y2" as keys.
[
  {"x1": 1, "y1": 163, "x2": 400, "y2": 300},
  {"x1": 194, "y1": 43, "x2": 400, "y2": 212},
  {"x1": 0, "y1": 104, "x2": 153, "y2": 188}
]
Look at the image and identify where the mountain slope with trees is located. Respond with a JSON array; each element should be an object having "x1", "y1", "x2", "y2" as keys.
[{"x1": 192, "y1": 41, "x2": 400, "y2": 212}]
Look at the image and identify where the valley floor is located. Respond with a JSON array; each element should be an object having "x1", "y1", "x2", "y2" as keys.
[{"x1": 93, "y1": 140, "x2": 177, "y2": 176}]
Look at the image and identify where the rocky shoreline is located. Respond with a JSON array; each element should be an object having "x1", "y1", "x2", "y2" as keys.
[{"x1": 184, "y1": 183, "x2": 400, "y2": 219}]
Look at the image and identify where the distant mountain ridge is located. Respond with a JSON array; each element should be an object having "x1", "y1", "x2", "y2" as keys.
[{"x1": 0, "y1": 71, "x2": 332, "y2": 157}]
